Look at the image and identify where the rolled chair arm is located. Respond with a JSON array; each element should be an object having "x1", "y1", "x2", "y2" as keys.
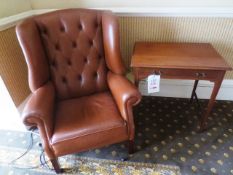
[
  {"x1": 22, "y1": 82, "x2": 55, "y2": 158},
  {"x1": 107, "y1": 72, "x2": 141, "y2": 140}
]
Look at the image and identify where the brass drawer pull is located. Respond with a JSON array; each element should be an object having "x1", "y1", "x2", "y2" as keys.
[
  {"x1": 196, "y1": 72, "x2": 206, "y2": 77},
  {"x1": 153, "y1": 70, "x2": 162, "y2": 75}
]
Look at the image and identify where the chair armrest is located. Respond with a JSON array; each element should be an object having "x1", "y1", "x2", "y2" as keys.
[
  {"x1": 107, "y1": 71, "x2": 141, "y2": 125},
  {"x1": 22, "y1": 82, "x2": 55, "y2": 139},
  {"x1": 107, "y1": 72, "x2": 141, "y2": 140}
]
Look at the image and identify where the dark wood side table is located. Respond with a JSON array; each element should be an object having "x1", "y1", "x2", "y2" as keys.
[{"x1": 131, "y1": 42, "x2": 232, "y2": 130}]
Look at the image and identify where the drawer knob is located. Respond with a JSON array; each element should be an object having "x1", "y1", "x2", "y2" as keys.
[
  {"x1": 196, "y1": 72, "x2": 206, "y2": 77},
  {"x1": 153, "y1": 70, "x2": 162, "y2": 75}
]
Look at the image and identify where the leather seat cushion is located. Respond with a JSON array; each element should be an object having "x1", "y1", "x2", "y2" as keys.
[{"x1": 51, "y1": 92, "x2": 128, "y2": 156}]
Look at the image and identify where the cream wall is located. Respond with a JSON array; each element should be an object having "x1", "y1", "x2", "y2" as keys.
[
  {"x1": 30, "y1": 0, "x2": 233, "y2": 9},
  {"x1": 0, "y1": 1, "x2": 233, "y2": 105},
  {"x1": 0, "y1": 0, "x2": 31, "y2": 18},
  {"x1": 1, "y1": 16, "x2": 233, "y2": 106},
  {"x1": 1, "y1": 0, "x2": 233, "y2": 18}
]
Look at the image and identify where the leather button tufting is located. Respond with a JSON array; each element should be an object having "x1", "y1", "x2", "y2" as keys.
[
  {"x1": 51, "y1": 60, "x2": 56, "y2": 67},
  {"x1": 55, "y1": 43, "x2": 60, "y2": 50},
  {"x1": 94, "y1": 72, "x2": 98, "y2": 78},
  {"x1": 60, "y1": 26, "x2": 65, "y2": 32},
  {"x1": 72, "y1": 41, "x2": 77, "y2": 48},
  {"x1": 22, "y1": 9, "x2": 111, "y2": 100},
  {"x1": 89, "y1": 40, "x2": 94, "y2": 46},
  {"x1": 62, "y1": 77, "x2": 67, "y2": 83},
  {"x1": 67, "y1": 60, "x2": 72, "y2": 66},
  {"x1": 16, "y1": 9, "x2": 140, "y2": 172},
  {"x1": 78, "y1": 24, "x2": 82, "y2": 30},
  {"x1": 42, "y1": 27, "x2": 47, "y2": 35},
  {"x1": 95, "y1": 22, "x2": 99, "y2": 28},
  {"x1": 77, "y1": 74, "x2": 82, "y2": 81},
  {"x1": 84, "y1": 57, "x2": 88, "y2": 63}
]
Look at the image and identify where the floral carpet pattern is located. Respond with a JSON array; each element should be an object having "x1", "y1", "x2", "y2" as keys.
[
  {"x1": 0, "y1": 96, "x2": 233, "y2": 175},
  {"x1": 0, "y1": 145, "x2": 180, "y2": 175}
]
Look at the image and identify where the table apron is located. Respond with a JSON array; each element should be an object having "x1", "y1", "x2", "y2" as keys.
[{"x1": 134, "y1": 68, "x2": 225, "y2": 81}]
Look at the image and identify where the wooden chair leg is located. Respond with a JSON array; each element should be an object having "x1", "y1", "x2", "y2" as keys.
[
  {"x1": 128, "y1": 140, "x2": 134, "y2": 154},
  {"x1": 51, "y1": 158, "x2": 62, "y2": 174}
]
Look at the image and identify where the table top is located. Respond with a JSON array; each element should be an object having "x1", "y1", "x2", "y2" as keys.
[{"x1": 131, "y1": 42, "x2": 232, "y2": 71}]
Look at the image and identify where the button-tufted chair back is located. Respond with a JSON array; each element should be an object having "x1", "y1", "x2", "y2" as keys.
[
  {"x1": 17, "y1": 9, "x2": 127, "y2": 99},
  {"x1": 36, "y1": 9, "x2": 108, "y2": 99}
]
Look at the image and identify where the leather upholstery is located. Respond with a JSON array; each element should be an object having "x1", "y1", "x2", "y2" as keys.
[
  {"x1": 52, "y1": 92, "x2": 128, "y2": 156},
  {"x1": 102, "y1": 11, "x2": 126, "y2": 75},
  {"x1": 18, "y1": 9, "x2": 108, "y2": 99},
  {"x1": 107, "y1": 72, "x2": 141, "y2": 140},
  {"x1": 17, "y1": 8, "x2": 141, "y2": 165},
  {"x1": 53, "y1": 92, "x2": 126, "y2": 144},
  {"x1": 16, "y1": 20, "x2": 50, "y2": 92},
  {"x1": 22, "y1": 82, "x2": 55, "y2": 158}
]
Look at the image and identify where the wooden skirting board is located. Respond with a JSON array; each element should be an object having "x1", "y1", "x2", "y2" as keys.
[
  {"x1": 126, "y1": 72, "x2": 233, "y2": 101},
  {"x1": 139, "y1": 79, "x2": 233, "y2": 101},
  {"x1": 18, "y1": 78, "x2": 233, "y2": 113}
]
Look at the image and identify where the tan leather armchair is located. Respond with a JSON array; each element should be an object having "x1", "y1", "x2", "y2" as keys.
[{"x1": 16, "y1": 9, "x2": 141, "y2": 173}]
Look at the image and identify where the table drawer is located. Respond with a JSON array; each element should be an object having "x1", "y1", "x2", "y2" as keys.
[{"x1": 136, "y1": 68, "x2": 222, "y2": 80}]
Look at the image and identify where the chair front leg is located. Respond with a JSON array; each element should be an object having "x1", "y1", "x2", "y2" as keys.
[
  {"x1": 51, "y1": 158, "x2": 62, "y2": 174},
  {"x1": 128, "y1": 140, "x2": 134, "y2": 154}
]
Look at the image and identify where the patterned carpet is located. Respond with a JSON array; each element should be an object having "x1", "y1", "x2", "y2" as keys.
[
  {"x1": 0, "y1": 146, "x2": 180, "y2": 174},
  {"x1": 1, "y1": 96, "x2": 233, "y2": 175}
]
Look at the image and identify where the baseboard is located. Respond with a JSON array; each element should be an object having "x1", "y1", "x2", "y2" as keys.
[{"x1": 138, "y1": 79, "x2": 233, "y2": 101}]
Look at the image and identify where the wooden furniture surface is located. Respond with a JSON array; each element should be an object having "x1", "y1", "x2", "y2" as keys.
[{"x1": 131, "y1": 42, "x2": 232, "y2": 130}]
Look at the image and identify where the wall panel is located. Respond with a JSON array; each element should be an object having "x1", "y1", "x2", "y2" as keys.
[
  {"x1": 30, "y1": 0, "x2": 233, "y2": 9},
  {"x1": 0, "y1": 16, "x2": 233, "y2": 106},
  {"x1": 0, "y1": 28, "x2": 30, "y2": 106},
  {"x1": 0, "y1": 0, "x2": 31, "y2": 18}
]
